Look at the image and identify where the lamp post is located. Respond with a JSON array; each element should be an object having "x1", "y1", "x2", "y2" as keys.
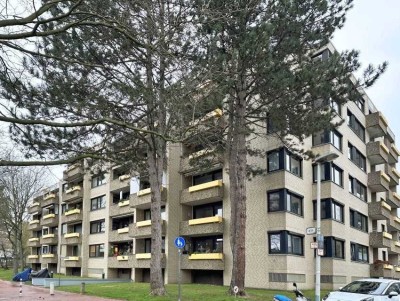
[{"x1": 314, "y1": 152, "x2": 339, "y2": 301}]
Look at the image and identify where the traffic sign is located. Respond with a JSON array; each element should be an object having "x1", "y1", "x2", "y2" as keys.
[
  {"x1": 306, "y1": 227, "x2": 316, "y2": 235},
  {"x1": 310, "y1": 242, "x2": 318, "y2": 249},
  {"x1": 175, "y1": 237, "x2": 186, "y2": 249},
  {"x1": 317, "y1": 249, "x2": 324, "y2": 256}
]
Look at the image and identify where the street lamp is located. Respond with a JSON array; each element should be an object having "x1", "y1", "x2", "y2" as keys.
[{"x1": 314, "y1": 152, "x2": 339, "y2": 301}]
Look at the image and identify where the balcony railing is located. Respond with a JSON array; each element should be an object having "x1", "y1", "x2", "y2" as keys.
[
  {"x1": 368, "y1": 171, "x2": 390, "y2": 192},
  {"x1": 110, "y1": 175, "x2": 131, "y2": 192},
  {"x1": 130, "y1": 188, "x2": 167, "y2": 209},
  {"x1": 61, "y1": 233, "x2": 82, "y2": 245},
  {"x1": 28, "y1": 202, "x2": 40, "y2": 214},
  {"x1": 367, "y1": 141, "x2": 389, "y2": 166},
  {"x1": 129, "y1": 221, "x2": 165, "y2": 238},
  {"x1": 368, "y1": 201, "x2": 392, "y2": 221},
  {"x1": 369, "y1": 231, "x2": 392, "y2": 248},
  {"x1": 28, "y1": 220, "x2": 41, "y2": 230},
  {"x1": 40, "y1": 234, "x2": 58, "y2": 245},
  {"x1": 180, "y1": 254, "x2": 224, "y2": 270},
  {"x1": 41, "y1": 213, "x2": 58, "y2": 227},
  {"x1": 366, "y1": 111, "x2": 388, "y2": 139},
  {"x1": 109, "y1": 200, "x2": 133, "y2": 217},
  {"x1": 63, "y1": 163, "x2": 84, "y2": 182},
  {"x1": 181, "y1": 180, "x2": 224, "y2": 205},
  {"x1": 180, "y1": 216, "x2": 224, "y2": 236},
  {"x1": 62, "y1": 186, "x2": 83, "y2": 202},
  {"x1": 63, "y1": 256, "x2": 81, "y2": 267},
  {"x1": 61, "y1": 209, "x2": 83, "y2": 224}
]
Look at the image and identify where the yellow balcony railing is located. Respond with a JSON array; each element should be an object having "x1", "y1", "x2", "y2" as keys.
[
  {"x1": 188, "y1": 149, "x2": 214, "y2": 160},
  {"x1": 394, "y1": 192, "x2": 400, "y2": 202},
  {"x1": 136, "y1": 253, "x2": 151, "y2": 259},
  {"x1": 64, "y1": 232, "x2": 80, "y2": 238},
  {"x1": 64, "y1": 256, "x2": 79, "y2": 261},
  {"x1": 189, "y1": 216, "x2": 223, "y2": 226},
  {"x1": 383, "y1": 232, "x2": 393, "y2": 239},
  {"x1": 137, "y1": 188, "x2": 151, "y2": 197},
  {"x1": 395, "y1": 242, "x2": 400, "y2": 247},
  {"x1": 30, "y1": 202, "x2": 40, "y2": 208},
  {"x1": 118, "y1": 200, "x2": 130, "y2": 207},
  {"x1": 119, "y1": 174, "x2": 130, "y2": 181},
  {"x1": 65, "y1": 208, "x2": 81, "y2": 216},
  {"x1": 28, "y1": 255, "x2": 39, "y2": 259},
  {"x1": 42, "y1": 234, "x2": 55, "y2": 239},
  {"x1": 28, "y1": 238, "x2": 39, "y2": 242},
  {"x1": 117, "y1": 255, "x2": 129, "y2": 261},
  {"x1": 42, "y1": 254, "x2": 55, "y2": 258},
  {"x1": 136, "y1": 220, "x2": 151, "y2": 227},
  {"x1": 117, "y1": 227, "x2": 129, "y2": 234},
  {"x1": 189, "y1": 180, "x2": 223, "y2": 193},
  {"x1": 384, "y1": 264, "x2": 394, "y2": 270},
  {"x1": 392, "y1": 168, "x2": 400, "y2": 178},
  {"x1": 29, "y1": 220, "x2": 40, "y2": 225},
  {"x1": 43, "y1": 193, "x2": 56, "y2": 201},
  {"x1": 380, "y1": 142, "x2": 390, "y2": 154},
  {"x1": 43, "y1": 213, "x2": 56, "y2": 220},
  {"x1": 382, "y1": 201, "x2": 392, "y2": 211},
  {"x1": 66, "y1": 186, "x2": 81, "y2": 194},
  {"x1": 189, "y1": 253, "x2": 223, "y2": 260},
  {"x1": 380, "y1": 171, "x2": 390, "y2": 183}
]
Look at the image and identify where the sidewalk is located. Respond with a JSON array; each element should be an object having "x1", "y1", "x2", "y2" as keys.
[{"x1": 0, "y1": 280, "x2": 124, "y2": 301}]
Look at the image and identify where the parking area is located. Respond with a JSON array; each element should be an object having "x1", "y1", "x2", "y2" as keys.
[{"x1": 0, "y1": 280, "x2": 123, "y2": 301}]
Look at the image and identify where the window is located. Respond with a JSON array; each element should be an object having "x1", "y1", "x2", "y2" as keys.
[
  {"x1": 112, "y1": 191, "x2": 130, "y2": 204},
  {"x1": 313, "y1": 162, "x2": 343, "y2": 186},
  {"x1": 312, "y1": 130, "x2": 342, "y2": 150},
  {"x1": 61, "y1": 223, "x2": 67, "y2": 235},
  {"x1": 350, "y1": 209, "x2": 368, "y2": 232},
  {"x1": 351, "y1": 243, "x2": 368, "y2": 263},
  {"x1": 349, "y1": 176, "x2": 367, "y2": 202},
  {"x1": 144, "y1": 238, "x2": 165, "y2": 253},
  {"x1": 193, "y1": 202, "x2": 222, "y2": 219},
  {"x1": 313, "y1": 98, "x2": 341, "y2": 116},
  {"x1": 90, "y1": 219, "x2": 105, "y2": 234},
  {"x1": 268, "y1": 189, "x2": 303, "y2": 216},
  {"x1": 91, "y1": 195, "x2": 106, "y2": 210},
  {"x1": 91, "y1": 173, "x2": 106, "y2": 188},
  {"x1": 347, "y1": 110, "x2": 365, "y2": 141},
  {"x1": 313, "y1": 198, "x2": 344, "y2": 222},
  {"x1": 192, "y1": 236, "x2": 223, "y2": 253},
  {"x1": 267, "y1": 148, "x2": 302, "y2": 177},
  {"x1": 323, "y1": 237, "x2": 344, "y2": 259},
  {"x1": 312, "y1": 49, "x2": 331, "y2": 61},
  {"x1": 112, "y1": 216, "x2": 133, "y2": 230},
  {"x1": 89, "y1": 244, "x2": 105, "y2": 257},
  {"x1": 268, "y1": 231, "x2": 304, "y2": 255},
  {"x1": 354, "y1": 98, "x2": 365, "y2": 113},
  {"x1": 348, "y1": 143, "x2": 366, "y2": 171},
  {"x1": 193, "y1": 169, "x2": 222, "y2": 186},
  {"x1": 143, "y1": 206, "x2": 166, "y2": 221}
]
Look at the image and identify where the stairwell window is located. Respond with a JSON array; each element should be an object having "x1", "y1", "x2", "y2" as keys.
[
  {"x1": 267, "y1": 148, "x2": 302, "y2": 177},
  {"x1": 268, "y1": 231, "x2": 304, "y2": 255}
]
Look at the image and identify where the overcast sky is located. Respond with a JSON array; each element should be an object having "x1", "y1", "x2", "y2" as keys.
[{"x1": 333, "y1": 0, "x2": 400, "y2": 146}]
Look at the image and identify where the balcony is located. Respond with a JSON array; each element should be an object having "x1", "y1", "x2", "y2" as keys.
[
  {"x1": 27, "y1": 255, "x2": 40, "y2": 264},
  {"x1": 387, "y1": 191, "x2": 400, "y2": 208},
  {"x1": 369, "y1": 231, "x2": 392, "y2": 248},
  {"x1": 130, "y1": 188, "x2": 167, "y2": 209},
  {"x1": 109, "y1": 200, "x2": 133, "y2": 217},
  {"x1": 41, "y1": 213, "x2": 59, "y2": 227},
  {"x1": 28, "y1": 202, "x2": 40, "y2": 214},
  {"x1": 180, "y1": 150, "x2": 223, "y2": 176},
  {"x1": 180, "y1": 254, "x2": 224, "y2": 270},
  {"x1": 388, "y1": 216, "x2": 400, "y2": 232},
  {"x1": 28, "y1": 220, "x2": 41, "y2": 231},
  {"x1": 388, "y1": 166, "x2": 400, "y2": 186},
  {"x1": 180, "y1": 216, "x2": 224, "y2": 236},
  {"x1": 368, "y1": 201, "x2": 392, "y2": 220},
  {"x1": 63, "y1": 163, "x2": 84, "y2": 182},
  {"x1": 181, "y1": 180, "x2": 224, "y2": 206},
  {"x1": 366, "y1": 111, "x2": 388, "y2": 139},
  {"x1": 129, "y1": 221, "x2": 165, "y2": 238},
  {"x1": 41, "y1": 254, "x2": 58, "y2": 264},
  {"x1": 368, "y1": 171, "x2": 390, "y2": 192},
  {"x1": 62, "y1": 186, "x2": 83, "y2": 203},
  {"x1": 40, "y1": 234, "x2": 58, "y2": 245},
  {"x1": 110, "y1": 175, "x2": 131, "y2": 192},
  {"x1": 133, "y1": 254, "x2": 166, "y2": 269},
  {"x1": 109, "y1": 228, "x2": 131, "y2": 242},
  {"x1": 389, "y1": 241, "x2": 400, "y2": 255},
  {"x1": 367, "y1": 141, "x2": 389, "y2": 165},
  {"x1": 370, "y1": 263, "x2": 394, "y2": 278},
  {"x1": 63, "y1": 256, "x2": 81, "y2": 268},
  {"x1": 61, "y1": 209, "x2": 83, "y2": 224},
  {"x1": 61, "y1": 233, "x2": 82, "y2": 245},
  {"x1": 389, "y1": 144, "x2": 400, "y2": 164},
  {"x1": 42, "y1": 193, "x2": 59, "y2": 208},
  {"x1": 108, "y1": 255, "x2": 135, "y2": 268},
  {"x1": 27, "y1": 238, "x2": 41, "y2": 248}
]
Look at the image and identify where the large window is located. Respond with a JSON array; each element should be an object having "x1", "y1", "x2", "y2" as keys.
[
  {"x1": 351, "y1": 243, "x2": 368, "y2": 263},
  {"x1": 313, "y1": 198, "x2": 344, "y2": 222},
  {"x1": 313, "y1": 162, "x2": 343, "y2": 186},
  {"x1": 350, "y1": 209, "x2": 368, "y2": 232},
  {"x1": 267, "y1": 148, "x2": 302, "y2": 177},
  {"x1": 312, "y1": 130, "x2": 342, "y2": 150},
  {"x1": 193, "y1": 169, "x2": 222, "y2": 186},
  {"x1": 354, "y1": 98, "x2": 365, "y2": 113},
  {"x1": 91, "y1": 195, "x2": 106, "y2": 211},
  {"x1": 268, "y1": 189, "x2": 303, "y2": 216},
  {"x1": 348, "y1": 143, "x2": 366, "y2": 171},
  {"x1": 90, "y1": 219, "x2": 105, "y2": 234},
  {"x1": 112, "y1": 216, "x2": 133, "y2": 230},
  {"x1": 91, "y1": 173, "x2": 106, "y2": 188},
  {"x1": 89, "y1": 244, "x2": 104, "y2": 258},
  {"x1": 347, "y1": 110, "x2": 365, "y2": 141},
  {"x1": 349, "y1": 176, "x2": 367, "y2": 202},
  {"x1": 323, "y1": 237, "x2": 345, "y2": 259},
  {"x1": 268, "y1": 231, "x2": 304, "y2": 255},
  {"x1": 192, "y1": 236, "x2": 223, "y2": 253},
  {"x1": 193, "y1": 202, "x2": 222, "y2": 219}
]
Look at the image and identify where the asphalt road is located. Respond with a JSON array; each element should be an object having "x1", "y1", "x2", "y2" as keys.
[{"x1": 0, "y1": 280, "x2": 124, "y2": 301}]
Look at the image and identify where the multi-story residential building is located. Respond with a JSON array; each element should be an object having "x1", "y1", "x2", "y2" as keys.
[{"x1": 26, "y1": 49, "x2": 400, "y2": 291}]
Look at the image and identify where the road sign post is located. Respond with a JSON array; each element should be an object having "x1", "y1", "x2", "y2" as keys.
[{"x1": 174, "y1": 237, "x2": 186, "y2": 301}]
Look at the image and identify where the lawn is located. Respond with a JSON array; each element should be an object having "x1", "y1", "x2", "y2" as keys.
[{"x1": 0, "y1": 268, "x2": 327, "y2": 300}]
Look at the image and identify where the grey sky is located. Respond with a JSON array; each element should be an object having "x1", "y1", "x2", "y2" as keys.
[{"x1": 333, "y1": 0, "x2": 400, "y2": 149}]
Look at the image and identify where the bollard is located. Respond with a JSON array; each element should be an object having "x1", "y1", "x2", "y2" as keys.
[
  {"x1": 80, "y1": 282, "x2": 85, "y2": 294},
  {"x1": 51, "y1": 271, "x2": 54, "y2": 278},
  {"x1": 50, "y1": 282, "x2": 55, "y2": 295},
  {"x1": 19, "y1": 278, "x2": 22, "y2": 297}
]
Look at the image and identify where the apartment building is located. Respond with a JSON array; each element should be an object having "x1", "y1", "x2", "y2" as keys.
[{"x1": 26, "y1": 69, "x2": 400, "y2": 290}]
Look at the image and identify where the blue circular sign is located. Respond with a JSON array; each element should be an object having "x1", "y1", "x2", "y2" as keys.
[{"x1": 174, "y1": 237, "x2": 185, "y2": 249}]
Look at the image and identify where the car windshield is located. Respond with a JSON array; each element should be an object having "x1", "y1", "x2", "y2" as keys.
[{"x1": 340, "y1": 281, "x2": 388, "y2": 295}]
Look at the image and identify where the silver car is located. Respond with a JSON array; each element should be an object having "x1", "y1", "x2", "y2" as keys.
[{"x1": 324, "y1": 278, "x2": 400, "y2": 301}]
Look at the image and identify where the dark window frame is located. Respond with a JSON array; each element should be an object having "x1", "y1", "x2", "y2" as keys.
[
  {"x1": 349, "y1": 176, "x2": 367, "y2": 202},
  {"x1": 347, "y1": 110, "x2": 366, "y2": 141},
  {"x1": 312, "y1": 130, "x2": 342, "y2": 151},
  {"x1": 90, "y1": 219, "x2": 105, "y2": 234},
  {"x1": 91, "y1": 195, "x2": 106, "y2": 211},
  {"x1": 267, "y1": 148, "x2": 302, "y2": 177},
  {"x1": 348, "y1": 143, "x2": 367, "y2": 171},
  {"x1": 312, "y1": 198, "x2": 344, "y2": 223},
  {"x1": 267, "y1": 189, "x2": 303, "y2": 216},
  {"x1": 323, "y1": 236, "x2": 345, "y2": 259},
  {"x1": 89, "y1": 244, "x2": 105, "y2": 258},
  {"x1": 350, "y1": 242, "x2": 369, "y2": 263},
  {"x1": 268, "y1": 231, "x2": 304, "y2": 256},
  {"x1": 313, "y1": 162, "x2": 343, "y2": 187},
  {"x1": 350, "y1": 209, "x2": 368, "y2": 232},
  {"x1": 91, "y1": 173, "x2": 106, "y2": 188}
]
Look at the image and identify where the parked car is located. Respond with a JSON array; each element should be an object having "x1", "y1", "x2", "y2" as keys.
[{"x1": 324, "y1": 278, "x2": 400, "y2": 301}]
